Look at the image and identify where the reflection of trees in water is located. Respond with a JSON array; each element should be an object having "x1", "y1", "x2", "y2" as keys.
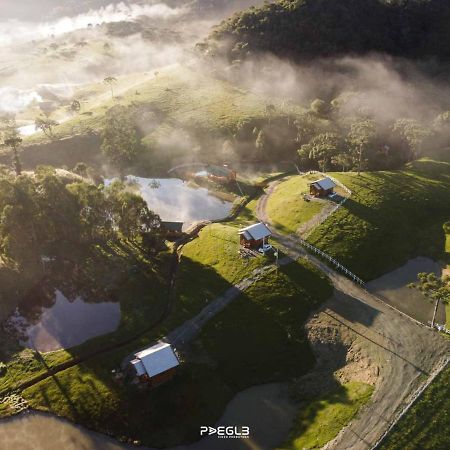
[
  {"x1": 16, "y1": 257, "x2": 117, "y2": 326},
  {"x1": 53, "y1": 259, "x2": 116, "y2": 306},
  {"x1": 18, "y1": 284, "x2": 56, "y2": 325}
]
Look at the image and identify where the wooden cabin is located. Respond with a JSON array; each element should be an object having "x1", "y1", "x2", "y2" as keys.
[
  {"x1": 309, "y1": 177, "x2": 336, "y2": 197},
  {"x1": 239, "y1": 223, "x2": 272, "y2": 249},
  {"x1": 206, "y1": 165, "x2": 237, "y2": 184},
  {"x1": 162, "y1": 221, "x2": 184, "y2": 240},
  {"x1": 130, "y1": 342, "x2": 180, "y2": 387}
]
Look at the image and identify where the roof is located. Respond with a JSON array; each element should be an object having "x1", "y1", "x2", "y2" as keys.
[
  {"x1": 135, "y1": 342, "x2": 179, "y2": 378},
  {"x1": 130, "y1": 359, "x2": 146, "y2": 376},
  {"x1": 239, "y1": 222, "x2": 272, "y2": 241},
  {"x1": 310, "y1": 177, "x2": 336, "y2": 191},
  {"x1": 162, "y1": 221, "x2": 183, "y2": 232},
  {"x1": 207, "y1": 165, "x2": 234, "y2": 177}
]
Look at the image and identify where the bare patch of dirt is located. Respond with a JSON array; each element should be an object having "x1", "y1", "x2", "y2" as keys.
[{"x1": 292, "y1": 310, "x2": 379, "y2": 401}]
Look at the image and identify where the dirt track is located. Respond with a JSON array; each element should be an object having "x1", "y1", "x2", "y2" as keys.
[{"x1": 257, "y1": 182, "x2": 450, "y2": 450}]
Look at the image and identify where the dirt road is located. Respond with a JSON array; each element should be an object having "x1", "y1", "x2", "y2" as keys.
[{"x1": 257, "y1": 182, "x2": 450, "y2": 450}]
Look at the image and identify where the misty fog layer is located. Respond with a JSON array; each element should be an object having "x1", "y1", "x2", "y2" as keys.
[
  {"x1": 0, "y1": 1, "x2": 264, "y2": 112},
  {"x1": 223, "y1": 54, "x2": 450, "y2": 124}
]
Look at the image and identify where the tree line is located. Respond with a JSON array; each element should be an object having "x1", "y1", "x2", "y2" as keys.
[{"x1": 0, "y1": 167, "x2": 162, "y2": 276}]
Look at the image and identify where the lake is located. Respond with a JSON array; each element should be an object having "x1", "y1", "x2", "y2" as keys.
[
  {"x1": 108, "y1": 177, "x2": 234, "y2": 228},
  {"x1": 6, "y1": 290, "x2": 121, "y2": 352},
  {"x1": 367, "y1": 256, "x2": 445, "y2": 324}
]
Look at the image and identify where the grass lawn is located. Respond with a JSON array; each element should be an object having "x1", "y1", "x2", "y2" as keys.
[
  {"x1": 378, "y1": 366, "x2": 450, "y2": 450},
  {"x1": 0, "y1": 240, "x2": 169, "y2": 396},
  {"x1": 266, "y1": 174, "x2": 329, "y2": 234},
  {"x1": 279, "y1": 382, "x2": 374, "y2": 450},
  {"x1": 20, "y1": 259, "x2": 333, "y2": 447},
  {"x1": 307, "y1": 159, "x2": 450, "y2": 280}
]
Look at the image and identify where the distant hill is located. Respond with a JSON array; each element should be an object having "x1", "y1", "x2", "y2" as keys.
[{"x1": 205, "y1": 0, "x2": 450, "y2": 62}]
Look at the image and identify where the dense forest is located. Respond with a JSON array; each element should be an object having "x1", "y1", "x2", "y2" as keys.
[{"x1": 205, "y1": 0, "x2": 450, "y2": 62}]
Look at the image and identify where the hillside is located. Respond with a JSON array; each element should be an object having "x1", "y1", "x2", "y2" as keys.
[
  {"x1": 206, "y1": 0, "x2": 450, "y2": 63},
  {"x1": 7, "y1": 65, "x2": 304, "y2": 173},
  {"x1": 307, "y1": 159, "x2": 450, "y2": 280}
]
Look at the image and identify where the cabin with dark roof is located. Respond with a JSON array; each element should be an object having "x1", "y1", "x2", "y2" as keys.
[{"x1": 309, "y1": 177, "x2": 336, "y2": 197}]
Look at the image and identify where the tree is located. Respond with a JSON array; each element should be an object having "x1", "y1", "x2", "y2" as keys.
[
  {"x1": 0, "y1": 119, "x2": 22, "y2": 176},
  {"x1": 255, "y1": 129, "x2": 267, "y2": 153},
  {"x1": 100, "y1": 105, "x2": 140, "y2": 176},
  {"x1": 70, "y1": 100, "x2": 81, "y2": 114},
  {"x1": 73, "y1": 162, "x2": 88, "y2": 177},
  {"x1": 393, "y1": 118, "x2": 430, "y2": 159},
  {"x1": 409, "y1": 272, "x2": 450, "y2": 327},
  {"x1": 347, "y1": 119, "x2": 376, "y2": 175},
  {"x1": 4, "y1": 136, "x2": 23, "y2": 176},
  {"x1": 310, "y1": 99, "x2": 328, "y2": 116},
  {"x1": 35, "y1": 116, "x2": 59, "y2": 138},
  {"x1": 104, "y1": 76, "x2": 118, "y2": 100},
  {"x1": 299, "y1": 132, "x2": 341, "y2": 172},
  {"x1": 332, "y1": 152, "x2": 353, "y2": 172},
  {"x1": 293, "y1": 112, "x2": 318, "y2": 146}
]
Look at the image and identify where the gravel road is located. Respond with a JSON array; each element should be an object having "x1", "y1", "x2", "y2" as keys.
[{"x1": 257, "y1": 181, "x2": 450, "y2": 450}]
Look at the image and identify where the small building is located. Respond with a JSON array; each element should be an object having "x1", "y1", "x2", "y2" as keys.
[
  {"x1": 309, "y1": 177, "x2": 336, "y2": 197},
  {"x1": 130, "y1": 342, "x2": 180, "y2": 387},
  {"x1": 239, "y1": 222, "x2": 272, "y2": 249},
  {"x1": 206, "y1": 165, "x2": 237, "y2": 184},
  {"x1": 162, "y1": 221, "x2": 184, "y2": 239}
]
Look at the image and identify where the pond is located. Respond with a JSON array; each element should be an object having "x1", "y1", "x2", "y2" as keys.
[
  {"x1": 5, "y1": 290, "x2": 121, "y2": 352},
  {"x1": 367, "y1": 256, "x2": 445, "y2": 325},
  {"x1": 0, "y1": 383, "x2": 296, "y2": 450},
  {"x1": 108, "y1": 177, "x2": 234, "y2": 228},
  {"x1": 18, "y1": 124, "x2": 37, "y2": 136}
]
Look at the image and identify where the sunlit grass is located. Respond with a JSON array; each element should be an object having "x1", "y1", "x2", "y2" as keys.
[
  {"x1": 279, "y1": 382, "x2": 374, "y2": 450},
  {"x1": 266, "y1": 174, "x2": 327, "y2": 234},
  {"x1": 307, "y1": 159, "x2": 450, "y2": 280}
]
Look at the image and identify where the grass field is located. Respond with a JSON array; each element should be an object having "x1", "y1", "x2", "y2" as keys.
[
  {"x1": 21, "y1": 65, "x2": 301, "y2": 146},
  {"x1": 279, "y1": 382, "x2": 374, "y2": 450},
  {"x1": 307, "y1": 159, "x2": 450, "y2": 281},
  {"x1": 20, "y1": 258, "x2": 333, "y2": 447},
  {"x1": 266, "y1": 174, "x2": 329, "y2": 234},
  {"x1": 378, "y1": 365, "x2": 450, "y2": 450}
]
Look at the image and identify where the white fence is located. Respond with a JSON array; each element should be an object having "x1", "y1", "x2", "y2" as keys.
[
  {"x1": 299, "y1": 238, "x2": 365, "y2": 285},
  {"x1": 295, "y1": 171, "x2": 364, "y2": 284}
]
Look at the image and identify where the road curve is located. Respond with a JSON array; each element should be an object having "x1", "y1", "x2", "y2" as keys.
[{"x1": 257, "y1": 181, "x2": 450, "y2": 450}]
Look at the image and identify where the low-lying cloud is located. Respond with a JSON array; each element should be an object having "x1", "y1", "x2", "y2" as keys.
[{"x1": 0, "y1": 2, "x2": 186, "y2": 44}]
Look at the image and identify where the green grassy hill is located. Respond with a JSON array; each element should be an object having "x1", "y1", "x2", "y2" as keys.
[
  {"x1": 12, "y1": 65, "x2": 303, "y2": 172},
  {"x1": 307, "y1": 159, "x2": 450, "y2": 280},
  {"x1": 378, "y1": 365, "x2": 450, "y2": 450}
]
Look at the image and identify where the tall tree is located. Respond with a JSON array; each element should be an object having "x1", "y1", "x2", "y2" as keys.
[
  {"x1": 100, "y1": 105, "x2": 140, "y2": 176},
  {"x1": 35, "y1": 116, "x2": 59, "y2": 138},
  {"x1": 104, "y1": 76, "x2": 118, "y2": 100},
  {"x1": 347, "y1": 119, "x2": 376, "y2": 175},
  {"x1": 1, "y1": 119, "x2": 22, "y2": 176},
  {"x1": 4, "y1": 136, "x2": 23, "y2": 176},
  {"x1": 393, "y1": 118, "x2": 430, "y2": 159},
  {"x1": 299, "y1": 132, "x2": 341, "y2": 172},
  {"x1": 409, "y1": 272, "x2": 450, "y2": 327},
  {"x1": 332, "y1": 152, "x2": 353, "y2": 172}
]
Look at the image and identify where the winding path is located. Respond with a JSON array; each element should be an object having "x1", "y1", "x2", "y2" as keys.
[{"x1": 257, "y1": 180, "x2": 450, "y2": 450}]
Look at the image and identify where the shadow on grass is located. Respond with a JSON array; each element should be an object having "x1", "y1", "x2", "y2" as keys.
[{"x1": 21, "y1": 257, "x2": 335, "y2": 448}]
